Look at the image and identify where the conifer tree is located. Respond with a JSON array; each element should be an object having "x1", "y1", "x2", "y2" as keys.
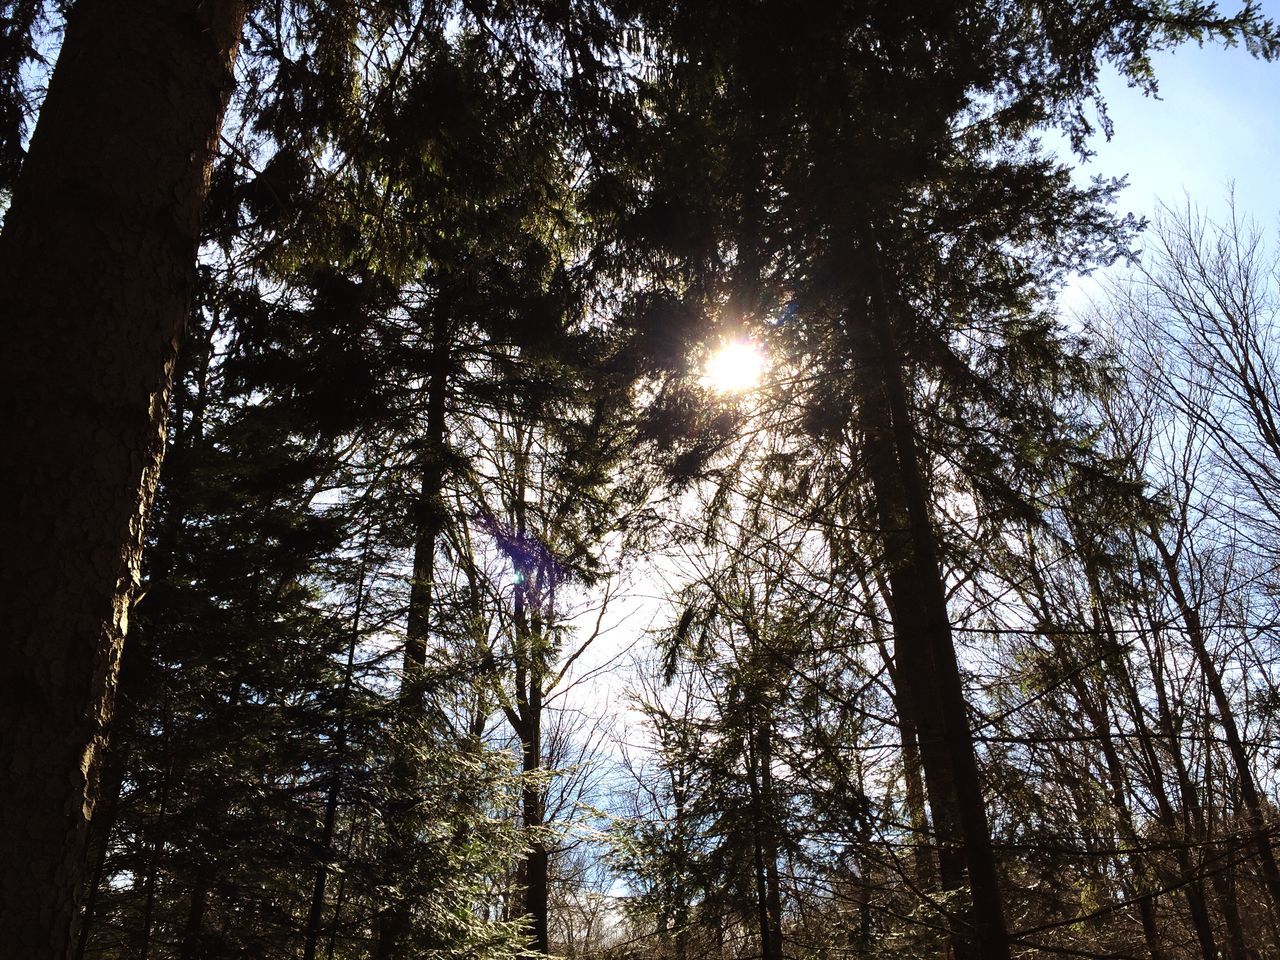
[{"x1": 0, "y1": 2, "x2": 247, "y2": 950}]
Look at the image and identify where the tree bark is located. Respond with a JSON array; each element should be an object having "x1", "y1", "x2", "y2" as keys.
[
  {"x1": 746, "y1": 713, "x2": 784, "y2": 960},
  {"x1": 1129, "y1": 610, "x2": 1221, "y2": 960},
  {"x1": 0, "y1": 1, "x2": 245, "y2": 954},
  {"x1": 864, "y1": 565, "x2": 941, "y2": 896},
  {"x1": 521, "y1": 686, "x2": 550, "y2": 956},
  {"x1": 850, "y1": 224, "x2": 1010, "y2": 960}
]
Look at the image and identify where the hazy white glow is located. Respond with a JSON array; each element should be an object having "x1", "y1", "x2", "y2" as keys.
[{"x1": 703, "y1": 340, "x2": 765, "y2": 394}]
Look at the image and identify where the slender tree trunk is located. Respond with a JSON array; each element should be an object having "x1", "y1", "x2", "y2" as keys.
[
  {"x1": 304, "y1": 556, "x2": 368, "y2": 960},
  {"x1": 1021, "y1": 537, "x2": 1166, "y2": 960},
  {"x1": 325, "y1": 810, "x2": 367, "y2": 960},
  {"x1": 73, "y1": 750, "x2": 127, "y2": 960},
  {"x1": 521, "y1": 682, "x2": 549, "y2": 956},
  {"x1": 756, "y1": 716, "x2": 785, "y2": 960},
  {"x1": 751, "y1": 827, "x2": 773, "y2": 960},
  {"x1": 899, "y1": 717, "x2": 939, "y2": 890},
  {"x1": 1058, "y1": 526, "x2": 1222, "y2": 959},
  {"x1": 376, "y1": 315, "x2": 451, "y2": 959},
  {"x1": 133, "y1": 667, "x2": 187, "y2": 960},
  {"x1": 1152, "y1": 532, "x2": 1280, "y2": 932},
  {"x1": 304, "y1": 780, "x2": 344, "y2": 960},
  {"x1": 401, "y1": 312, "x2": 452, "y2": 709},
  {"x1": 1203, "y1": 753, "x2": 1250, "y2": 960},
  {"x1": 0, "y1": 2, "x2": 245, "y2": 953},
  {"x1": 1133, "y1": 618, "x2": 1220, "y2": 960},
  {"x1": 1068, "y1": 676, "x2": 1165, "y2": 960},
  {"x1": 179, "y1": 865, "x2": 212, "y2": 960},
  {"x1": 850, "y1": 225, "x2": 1010, "y2": 960},
  {"x1": 504, "y1": 447, "x2": 552, "y2": 958},
  {"x1": 672, "y1": 769, "x2": 692, "y2": 960}
]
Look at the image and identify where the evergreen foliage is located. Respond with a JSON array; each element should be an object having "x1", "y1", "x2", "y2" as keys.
[{"x1": 4, "y1": 2, "x2": 1280, "y2": 958}]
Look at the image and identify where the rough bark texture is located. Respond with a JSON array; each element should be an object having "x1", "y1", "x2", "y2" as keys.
[{"x1": 0, "y1": 1, "x2": 245, "y2": 954}]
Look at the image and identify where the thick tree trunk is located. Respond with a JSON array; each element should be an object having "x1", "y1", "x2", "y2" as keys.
[
  {"x1": 0, "y1": 1, "x2": 245, "y2": 954},
  {"x1": 851, "y1": 225, "x2": 1010, "y2": 960},
  {"x1": 861, "y1": 563, "x2": 940, "y2": 896}
]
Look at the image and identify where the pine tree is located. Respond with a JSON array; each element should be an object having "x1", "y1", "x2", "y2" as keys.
[{"x1": 0, "y1": 2, "x2": 246, "y2": 951}]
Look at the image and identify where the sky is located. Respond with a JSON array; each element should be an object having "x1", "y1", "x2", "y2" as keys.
[
  {"x1": 1059, "y1": 5, "x2": 1280, "y2": 306},
  {"x1": 1088, "y1": 32, "x2": 1280, "y2": 221},
  {"x1": 577, "y1": 11, "x2": 1280, "y2": 729}
]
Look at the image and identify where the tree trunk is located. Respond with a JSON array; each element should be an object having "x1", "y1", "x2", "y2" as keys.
[
  {"x1": 179, "y1": 865, "x2": 212, "y2": 960},
  {"x1": 0, "y1": 1, "x2": 245, "y2": 953},
  {"x1": 521, "y1": 686, "x2": 550, "y2": 956},
  {"x1": 504, "y1": 446, "x2": 552, "y2": 958},
  {"x1": 862, "y1": 562, "x2": 940, "y2": 895},
  {"x1": 134, "y1": 756, "x2": 176, "y2": 960},
  {"x1": 1022, "y1": 537, "x2": 1166, "y2": 960},
  {"x1": 1062, "y1": 535, "x2": 1220, "y2": 960},
  {"x1": 1067, "y1": 675, "x2": 1165, "y2": 960},
  {"x1": 1133, "y1": 611, "x2": 1221, "y2": 960},
  {"x1": 326, "y1": 810, "x2": 367, "y2": 960},
  {"x1": 1152, "y1": 531, "x2": 1280, "y2": 933},
  {"x1": 304, "y1": 555, "x2": 368, "y2": 960},
  {"x1": 850, "y1": 225, "x2": 1010, "y2": 960},
  {"x1": 376, "y1": 315, "x2": 451, "y2": 959},
  {"x1": 72, "y1": 749, "x2": 127, "y2": 960},
  {"x1": 747, "y1": 713, "x2": 784, "y2": 960}
]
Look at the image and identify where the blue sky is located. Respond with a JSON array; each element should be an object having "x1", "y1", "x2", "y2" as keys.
[
  {"x1": 1053, "y1": 5, "x2": 1280, "y2": 310},
  {"x1": 1079, "y1": 7, "x2": 1280, "y2": 226}
]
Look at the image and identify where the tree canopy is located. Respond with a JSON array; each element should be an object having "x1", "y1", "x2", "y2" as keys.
[{"x1": 3, "y1": 2, "x2": 1280, "y2": 959}]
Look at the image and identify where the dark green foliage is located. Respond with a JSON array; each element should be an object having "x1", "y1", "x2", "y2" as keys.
[{"x1": 23, "y1": 1, "x2": 1280, "y2": 958}]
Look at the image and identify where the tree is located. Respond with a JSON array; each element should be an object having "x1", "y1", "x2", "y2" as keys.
[
  {"x1": 0, "y1": 1, "x2": 247, "y2": 953},
  {"x1": 8, "y1": 2, "x2": 1280, "y2": 956},
  {"x1": 605, "y1": 4, "x2": 1278, "y2": 956}
]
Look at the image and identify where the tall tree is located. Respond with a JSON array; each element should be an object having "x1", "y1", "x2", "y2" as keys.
[
  {"x1": 607, "y1": 4, "x2": 1278, "y2": 956},
  {"x1": 0, "y1": 1, "x2": 246, "y2": 953}
]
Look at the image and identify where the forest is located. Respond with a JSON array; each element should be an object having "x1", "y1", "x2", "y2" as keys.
[{"x1": 3, "y1": 1, "x2": 1280, "y2": 959}]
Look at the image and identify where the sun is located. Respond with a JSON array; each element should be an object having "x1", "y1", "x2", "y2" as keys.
[{"x1": 702, "y1": 340, "x2": 765, "y2": 394}]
